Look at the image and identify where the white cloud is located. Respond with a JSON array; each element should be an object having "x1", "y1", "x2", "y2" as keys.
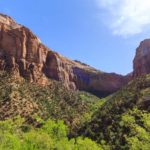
[{"x1": 96, "y1": 0, "x2": 150, "y2": 37}]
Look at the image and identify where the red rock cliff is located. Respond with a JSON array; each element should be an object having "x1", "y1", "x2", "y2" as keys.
[
  {"x1": 133, "y1": 39, "x2": 150, "y2": 77},
  {"x1": 0, "y1": 13, "x2": 129, "y2": 97}
]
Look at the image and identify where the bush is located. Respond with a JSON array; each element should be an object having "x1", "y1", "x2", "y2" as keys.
[{"x1": 0, "y1": 117, "x2": 103, "y2": 150}]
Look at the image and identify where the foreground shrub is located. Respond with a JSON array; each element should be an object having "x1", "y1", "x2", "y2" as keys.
[{"x1": 0, "y1": 117, "x2": 103, "y2": 150}]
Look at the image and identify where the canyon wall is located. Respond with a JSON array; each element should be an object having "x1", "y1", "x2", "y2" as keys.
[
  {"x1": 0, "y1": 13, "x2": 129, "y2": 97},
  {"x1": 133, "y1": 39, "x2": 150, "y2": 77}
]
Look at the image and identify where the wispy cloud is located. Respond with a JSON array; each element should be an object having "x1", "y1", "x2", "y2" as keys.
[{"x1": 96, "y1": 0, "x2": 150, "y2": 37}]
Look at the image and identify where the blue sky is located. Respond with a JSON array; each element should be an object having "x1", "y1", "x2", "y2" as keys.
[{"x1": 1, "y1": 0, "x2": 150, "y2": 75}]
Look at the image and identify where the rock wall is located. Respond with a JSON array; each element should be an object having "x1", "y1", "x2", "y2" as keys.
[
  {"x1": 133, "y1": 39, "x2": 150, "y2": 77},
  {"x1": 0, "y1": 13, "x2": 129, "y2": 97}
]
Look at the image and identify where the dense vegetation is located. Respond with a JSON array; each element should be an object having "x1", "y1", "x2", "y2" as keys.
[
  {"x1": 0, "y1": 71, "x2": 104, "y2": 133},
  {"x1": 0, "y1": 117, "x2": 103, "y2": 150},
  {"x1": 79, "y1": 75, "x2": 150, "y2": 149},
  {"x1": 0, "y1": 71, "x2": 150, "y2": 149}
]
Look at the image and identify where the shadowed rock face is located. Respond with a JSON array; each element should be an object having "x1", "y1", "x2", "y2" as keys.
[
  {"x1": 0, "y1": 13, "x2": 129, "y2": 97},
  {"x1": 133, "y1": 39, "x2": 150, "y2": 77}
]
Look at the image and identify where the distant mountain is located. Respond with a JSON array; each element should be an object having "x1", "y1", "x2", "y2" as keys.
[{"x1": 0, "y1": 13, "x2": 129, "y2": 97}]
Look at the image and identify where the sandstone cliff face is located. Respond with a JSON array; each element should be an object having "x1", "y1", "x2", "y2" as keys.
[
  {"x1": 0, "y1": 13, "x2": 129, "y2": 97},
  {"x1": 0, "y1": 13, "x2": 49, "y2": 85},
  {"x1": 133, "y1": 39, "x2": 150, "y2": 77}
]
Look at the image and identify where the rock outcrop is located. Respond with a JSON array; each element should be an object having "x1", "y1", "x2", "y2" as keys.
[
  {"x1": 0, "y1": 13, "x2": 129, "y2": 97},
  {"x1": 133, "y1": 39, "x2": 150, "y2": 77}
]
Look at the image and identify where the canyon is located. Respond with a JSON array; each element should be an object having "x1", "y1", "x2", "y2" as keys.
[{"x1": 0, "y1": 13, "x2": 149, "y2": 97}]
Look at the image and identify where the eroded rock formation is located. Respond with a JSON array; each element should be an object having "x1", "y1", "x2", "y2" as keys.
[
  {"x1": 0, "y1": 13, "x2": 129, "y2": 97},
  {"x1": 133, "y1": 39, "x2": 150, "y2": 77}
]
